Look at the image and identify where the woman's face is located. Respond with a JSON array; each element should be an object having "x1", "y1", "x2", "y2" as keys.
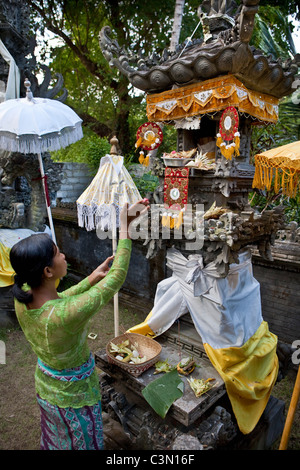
[{"x1": 49, "y1": 246, "x2": 67, "y2": 280}]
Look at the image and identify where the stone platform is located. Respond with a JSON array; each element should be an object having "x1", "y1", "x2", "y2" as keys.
[
  {"x1": 95, "y1": 319, "x2": 285, "y2": 450},
  {"x1": 95, "y1": 338, "x2": 225, "y2": 427}
]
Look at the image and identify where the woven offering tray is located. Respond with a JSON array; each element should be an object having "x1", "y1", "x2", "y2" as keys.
[{"x1": 106, "y1": 333, "x2": 162, "y2": 377}]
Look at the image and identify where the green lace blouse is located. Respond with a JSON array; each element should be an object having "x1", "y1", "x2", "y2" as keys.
[{"x1": 14, "y1": 238, "x2": 132, "y2": 409}]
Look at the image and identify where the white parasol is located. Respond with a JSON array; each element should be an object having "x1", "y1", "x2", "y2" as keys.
[
  {"x1": 0, "y1": 78, "x2": 83, "y2": 244},
  {"x1": 77, "y1": 136, "x2": 142, "y2": 336}
]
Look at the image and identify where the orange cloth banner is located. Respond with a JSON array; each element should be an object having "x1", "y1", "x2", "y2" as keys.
[{"x1": 146, "y1": 75, "x2": 279, "y2": 123}]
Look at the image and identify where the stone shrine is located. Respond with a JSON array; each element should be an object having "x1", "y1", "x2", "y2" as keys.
[{"x1": 95, "y1": 0, "x2": 299, "y2": 449}]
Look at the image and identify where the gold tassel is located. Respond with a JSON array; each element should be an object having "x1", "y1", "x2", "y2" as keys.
[
  {"x1": 174, "y1": 211, "x2": 183, "y2": 230},
  {"x1": 162, "y1": 215, "x2": 171, "y2": 228},
  {"x1": 216, "y1": 133, "x2": 222, "y2": 148},
  {"x1": 221, "y1": 145, "x2": 235, "y2": 160},
  {"x1": 234, "y1": 133, "x2": 240, "y2": 156},
  {"x1": 139, "y1": 151, "x2": 145, "y2": 165},
  {"x1": 143, "y1": 154, "x2": 150, "y2": 167},
  {"x1": 135, "y1": 136, "x2": 142, "y2": 149}
]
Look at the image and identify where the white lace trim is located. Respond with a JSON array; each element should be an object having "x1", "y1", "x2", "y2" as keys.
[
  {"x1": 0, "y1": 122, "x2": 83, "y2": 154},
  {"x1": 77, "y1": 202, "x2": 120, "y2": 232}
]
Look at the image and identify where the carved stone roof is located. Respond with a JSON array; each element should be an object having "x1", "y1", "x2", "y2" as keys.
[{"x1": 99, "y1": 0, "x2": 299, "y2": 99}]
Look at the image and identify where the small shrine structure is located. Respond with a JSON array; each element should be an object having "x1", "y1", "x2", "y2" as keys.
[{"x1": 96, "y1": 0, "x2": 299, "y2": 450}]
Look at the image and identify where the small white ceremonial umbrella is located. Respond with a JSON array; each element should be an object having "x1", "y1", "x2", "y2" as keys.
[
  {"x1": 77, "y1": 136, "x2": 142, "y2": 336},
  {"x1": 0, "y1": 78, "x2": 83, "y2": 244}
]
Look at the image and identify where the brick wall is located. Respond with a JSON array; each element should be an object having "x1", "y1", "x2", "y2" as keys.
[
  {"x1": 55, "y1": 162, "x2": 93, "y2": 204},
  {"x1": 252, "y1": 242, "x2": 300, "y2": 345}
]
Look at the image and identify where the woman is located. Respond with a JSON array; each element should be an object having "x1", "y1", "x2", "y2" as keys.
[{"x1": 9, "y1": 200, "x2": 149, "y2": 450}]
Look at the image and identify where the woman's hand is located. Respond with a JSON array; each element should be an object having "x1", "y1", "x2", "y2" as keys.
[
  {"x1": 119, "y1": 199, "x2": 150, "y2": 239},
  {"x1": 88, "y1": 255, "x2": 114, "y2": 286}
]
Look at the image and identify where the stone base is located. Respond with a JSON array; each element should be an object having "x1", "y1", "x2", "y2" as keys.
[
  {"x1": 0, "y1": 286, "x2": 18, "y2": 328},
  {"x1": 96, "y1": 335, "x2": 285, "y2": 450}
]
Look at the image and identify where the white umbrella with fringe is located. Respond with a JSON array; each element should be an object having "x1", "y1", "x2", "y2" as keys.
[
  {"x1": 77, "y1": 136, "x2": 142, "y2": 336},
  {"x1": 0, "y1": 78, "x2": 83, "y2": 244}
]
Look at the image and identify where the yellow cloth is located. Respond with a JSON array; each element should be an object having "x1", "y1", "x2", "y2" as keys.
[
  {"x1": 127, "y1": 311, "x2": 156, "y2": 337},
  {"x1": 146, "y1": 75, "x2": 279, "y2": 123},
  {"x1": 0, "y1": 241, "x2": 60, "y2": 289},
  {"x1": 0, "y1": 242, "x2": 15, "y2": 287},
  {"x1": 253, "y1": 140, "x2": 300, "y2": 197},
  {"x1": 204, "y1": 321, "x2": 279, "y2": 434}
]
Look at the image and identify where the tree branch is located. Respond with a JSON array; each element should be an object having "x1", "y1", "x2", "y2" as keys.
[{"x1": 26, "y1": 0, "x2": 118, "y2": 89}]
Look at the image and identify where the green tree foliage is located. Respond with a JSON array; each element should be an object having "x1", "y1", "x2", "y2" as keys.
[
  {"x1": 27, "y1": 0, "x2": 299, "y2": 218},
  {"x1": 51, "y1": 131, "x2": 111, "y2": 173},
  {"x1": 249, "y1": 94, "x2": 300, "y2": 224},
  {"x1": 26, "y1": 0, "x2": 200, "y2": 156},
  {"x1": 251, "y1": 5, "x2": 297, "y2": 58},
  {"x1": 249, "y1": 3, "x2": 300, "y2": 223}
]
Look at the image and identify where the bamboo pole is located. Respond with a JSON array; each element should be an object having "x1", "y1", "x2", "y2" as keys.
[
  {"x1": 279, "y1": 365, "x2": 300, "y2": 450},
  {"x1": 37, "y1": 152, "x2": 57, "y2": 245},
  {"x1": 110, "y1": 136, "x2": 120, "y2": 337}
]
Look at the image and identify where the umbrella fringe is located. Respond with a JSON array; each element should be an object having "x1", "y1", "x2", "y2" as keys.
[
  {"x1": 0, "y1": 124, "x2": 83, "y2": 155},
  {"x1": 77, "y1": 202, "x2": 120, "y2": 232}
]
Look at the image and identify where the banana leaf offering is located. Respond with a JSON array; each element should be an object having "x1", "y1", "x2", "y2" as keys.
[
  {"x1": 142, "y1": 369, "x2": 184, "y2": 418},
  {"x1": 187, "y1": 377, "x2": 216, "y2": 397},
  {"x1": 153, "y1": 358, "x2": 176, "y2": 374}
]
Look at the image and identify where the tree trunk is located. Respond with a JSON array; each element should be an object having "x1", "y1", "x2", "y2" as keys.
[
  {"x1": 170, "y1": 0, "x2": 185, "y2": 52},
  {"x1": 115, "y1": 76, "x2": 132, "y2": 156}
]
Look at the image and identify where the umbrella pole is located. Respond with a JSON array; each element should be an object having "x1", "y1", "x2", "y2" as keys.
[
  {"x1": 279, "y1": 365, "x2": 300, "y2": 450},
  {"x1": 37, "y1": 153, "x2": 57, "y2": 245},
  {"x1": 112, "y1": 209, "x2": 119, "y2": 337}
]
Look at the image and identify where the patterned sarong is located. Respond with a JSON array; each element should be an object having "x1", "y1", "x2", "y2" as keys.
[
  {"x1": 36, "y1": 353, "x2": 103, "y2": 450},
  {"x1": 37, "y1": 352, "x2": 95, "y2": 382},
  {"x1": 37, "y1": 396, "x2": 104, "y2": 450}
]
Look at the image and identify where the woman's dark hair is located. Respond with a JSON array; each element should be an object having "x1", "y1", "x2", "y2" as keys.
[{"x1": 9, "y1": 233, "x2": 57, "y2": 304}]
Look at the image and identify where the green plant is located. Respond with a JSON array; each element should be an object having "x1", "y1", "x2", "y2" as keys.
[
  {"x1": 132, "y1": 171, "x2": 159, "y2": 197},
  {"x1": 249, "y1": 190, "x2": 300, "y2": 224},
  {"x1": 51, "y1": 132, "x2": 111, "y2": 173}
]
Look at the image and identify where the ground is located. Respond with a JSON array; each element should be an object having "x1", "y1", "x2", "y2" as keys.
[{"x1": 0, "y1": 298, "x2": 299, "y2": 451}]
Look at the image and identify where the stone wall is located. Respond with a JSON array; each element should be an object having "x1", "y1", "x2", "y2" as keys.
[
  {"x1": 54, "y1": 162, "x2": 93, "y2": 205},
  {"x1": 252, "y1": 239, "x2": 300, "y2": 345},
  {"x1": 50, "y1": 207, "x2": 300, "y2": 346},
  {"x1": 2, "y1": 159, "x2": 299, "y2": 345}
]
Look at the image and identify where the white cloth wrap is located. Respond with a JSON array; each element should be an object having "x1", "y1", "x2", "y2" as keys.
[
  {"x1": 0, "y1": 39, "x2": 20, "y2": 100},
  {"x1": 148, "y1": 247, "x2": 263, "y2": 349}
]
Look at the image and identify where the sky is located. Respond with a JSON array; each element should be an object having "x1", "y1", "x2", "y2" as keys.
[{"x1": 290, "y1": 15, "x2": 300, "y2": 54}]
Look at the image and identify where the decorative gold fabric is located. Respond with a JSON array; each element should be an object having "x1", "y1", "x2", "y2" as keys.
[
  {"x1": 146, "y1": 75, "x2": 279, "y2": 123},
  {"x1": 252, "y1": 140, "x2": 300, "y2": 197}
]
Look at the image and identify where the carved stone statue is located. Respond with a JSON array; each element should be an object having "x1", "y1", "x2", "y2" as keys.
[
  {"x1": 99, "y1": 0, "x2": 299, "y2": 97},
  {"x1": 0, "y1": 0, "x2": 65, "y2": 231}
]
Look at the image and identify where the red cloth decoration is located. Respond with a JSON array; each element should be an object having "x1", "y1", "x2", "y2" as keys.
[
  {"x1": 216, "y1": 106, "x2": 240, "y2": 160},
  {"x1": 135, "y1": 122, "x2": 163, "y2": 166},
  {"x1": 162, "y1": 167, "x2": 189, "y2": 229},
  {"x1": 164, "y1": 167, "x2": 189, "y2": 211}
]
